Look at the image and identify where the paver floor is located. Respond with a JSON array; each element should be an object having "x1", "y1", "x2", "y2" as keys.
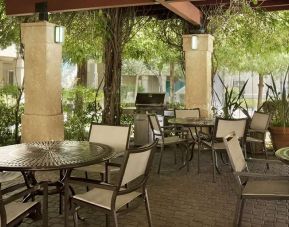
[{"x1": 17, "y1": 146, "x2": 289, "y2": 227}]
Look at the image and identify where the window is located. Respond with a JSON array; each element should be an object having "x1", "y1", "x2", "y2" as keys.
[
  {"x1": 233, "y1": 80, "x2": 245, "y2": 88},
  {"x1": 8, "y1": 70, "x2": 14, "y2": 85}
]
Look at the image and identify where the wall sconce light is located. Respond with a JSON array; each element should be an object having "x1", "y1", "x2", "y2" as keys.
[
  {"x1": 55, "y1": 26, "x2": 65, "y2": 43},
  {"x1": 191, "y1": 35, "x2": 198, "y2": 50}
]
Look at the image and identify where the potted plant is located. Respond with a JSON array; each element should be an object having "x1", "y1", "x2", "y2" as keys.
[{"x1": 265, "y1": 73, "x2": 289, "y2": 150}]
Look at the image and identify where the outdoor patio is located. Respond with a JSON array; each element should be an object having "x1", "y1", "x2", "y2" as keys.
[{"x1": 17, "y1": 147, "x2": 289, "y2": 227}]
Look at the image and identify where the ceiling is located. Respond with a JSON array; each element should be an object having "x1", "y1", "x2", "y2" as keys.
[{"x1": 5, "y1": 0, "x2": 289, "y2": 26}]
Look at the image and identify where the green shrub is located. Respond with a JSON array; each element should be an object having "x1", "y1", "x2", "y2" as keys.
[{"x1": 62, "y1": 86, "x2": 103, "y2": 140}]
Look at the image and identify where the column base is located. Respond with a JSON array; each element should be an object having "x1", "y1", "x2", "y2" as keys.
[{"x1": 21, "y1": 114, "x2": 64, "y2": 143}]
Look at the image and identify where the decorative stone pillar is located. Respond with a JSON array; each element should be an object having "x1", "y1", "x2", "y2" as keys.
[
  {"x1": 183, "y1": 34, "x2": 214, "y2": 117},
  {"x1": 21, "y1": 22, "x2": 64, "y2": 142}
]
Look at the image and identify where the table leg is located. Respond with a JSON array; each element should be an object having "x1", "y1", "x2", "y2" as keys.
[
  {"x1": 43, "y1": 181, "x2": 48, "y2": 227},
  {"x1": 64, "y1": 169, "x2": 72, "y2": 227}
]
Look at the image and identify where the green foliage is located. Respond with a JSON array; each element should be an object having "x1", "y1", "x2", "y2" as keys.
[
  {"x1": 124, "y1": 18, "x2": 184, "y2": 78},
  {"x1": 0, "y1": 85, "x2": 23, "y2": 145},
  {"x1": 215, "y1": 76, "x2": 249, "y2": 119},
  {"x1": 265, "y1": 73, "x2": 289, "y2": 127},
  {"x1": 62, "y1": 86, "x2": 103, "y2": 140},
  {"x1": 0, "y1": 0, "x2": 20, "y2": 48},
  {"x1": 50, "y1": 11, "x2": 104, "y2": 64},
  {"x1": 208, "y1": 2, "x2": 289, "y2": 75}
]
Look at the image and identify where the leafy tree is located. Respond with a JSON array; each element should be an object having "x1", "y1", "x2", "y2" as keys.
[{"x1": 0, "y1": 0, "x2": 19, "y2": 48}]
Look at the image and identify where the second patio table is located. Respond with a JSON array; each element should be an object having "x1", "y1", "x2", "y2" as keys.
[
  {"x1": 168, "y1": 117, "x2": 215, "y2": 173},
  {"x1": 0, "y1": 141, "x2": 114, "y2": 227}
]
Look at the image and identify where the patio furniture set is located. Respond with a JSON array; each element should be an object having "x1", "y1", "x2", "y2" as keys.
[{"x1": 0, "y1": 109, "x2": 287, "y2": 227}]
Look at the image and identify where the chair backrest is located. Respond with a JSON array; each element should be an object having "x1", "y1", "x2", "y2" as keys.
[
  {"x1": 89, "y1": 123, "x2": 130, "y2": 154},
  {"x1": 175, "y1": 108, "x2": 200, "y2": 119},
  {"x1": 147, "y1": 114, "x2": 162, "y2": 136},
  {"x1": 215, "y1": 118, "x2": 247, "y2": 139},
  {"x1": 250, "y1": 111, "x2": 271, "y2": 131},
  {"x1": 223, "y1": 132, "x2": 247, "y2": 173},
  {"x1": 117, "y1": 140, "x2": 157, "y2": 188}
]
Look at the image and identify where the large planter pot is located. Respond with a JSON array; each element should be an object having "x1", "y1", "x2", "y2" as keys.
[{"x1": 269, "y1": 126, "x2": 289, "y2": 150}]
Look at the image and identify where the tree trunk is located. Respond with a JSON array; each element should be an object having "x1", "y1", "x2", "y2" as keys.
[
  {"x1": 102, "y1": 9, "x2": 124, "y2": 125},
  {"x1": 169, "y1": 62, "x2": 175, "y2": 103},
  {"x1": 157, "y1": 68, "x2": 163, "y2": 93},
  {"x1": 76, "y1": 60, "x2": 87, "y2": 86},
  {"x1": 257, "y1": 74, "x2": 264, "y2": 110}
]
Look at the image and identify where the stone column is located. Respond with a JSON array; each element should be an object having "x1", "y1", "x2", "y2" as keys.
[
  {"x1": 183, "y1": 34, "x2": 214, "y2": 117},
  {"x1": 21, "y1": 22, "x2": 64, "y2": 142}
]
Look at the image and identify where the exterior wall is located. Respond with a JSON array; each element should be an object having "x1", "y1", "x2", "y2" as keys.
[{"x1": 0, "y1": 57, "x2": 17, "y2": 86}]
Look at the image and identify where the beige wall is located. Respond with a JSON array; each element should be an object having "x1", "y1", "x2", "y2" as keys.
[
  {"x1": 21, "y1": 22, "x2": 64, "y2": 142},
  {"x1": 183, "y1": 34, "x2": 214, "y2": 117}
]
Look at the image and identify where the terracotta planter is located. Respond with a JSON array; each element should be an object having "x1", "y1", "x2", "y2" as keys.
[{"x1": 269, "y1": 126, "x2": 289, "y2": 150}]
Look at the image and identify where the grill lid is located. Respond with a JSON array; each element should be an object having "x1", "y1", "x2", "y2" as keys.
[{"x1": 135, "y1": 93, "x2": 165, "y2": 107}]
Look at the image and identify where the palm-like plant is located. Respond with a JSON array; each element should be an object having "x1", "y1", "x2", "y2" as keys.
[
  {"x1": 265, "y1": 72, "x2": 289, "y2": 127},
  {"x1": 215, "y1": 76, "x2": 249, "y2": 119}
]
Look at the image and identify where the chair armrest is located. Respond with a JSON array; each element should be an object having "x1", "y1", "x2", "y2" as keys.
[
  {"x1": 248, "y1": 129, "x2": 267, "y2": 134},
  {"x1": 3, "y1": 184, "x2": 41, "y2": 205},
  {"x1": 245, "y1": 158, "x2": 283, "y2": 164},
  {"x1": 161, "y1": 126, "x2": 175, "y2": 129},
  {"x1": 234, "y1": 172, "x2": 289, "y2": 180},
  {"x1": 106, "y1": 162, "x2": 121, "y2": 168}
]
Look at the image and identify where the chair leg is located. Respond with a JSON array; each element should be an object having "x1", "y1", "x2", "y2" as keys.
[
  {"x1": 106, "y1": 214, "x2": 110, "y2": 227},
  {"x1": 212, "y1": 149, "x2": 216, "y2": 183},
  {"x1": 157, "y1": 145, "x2": 164, "y2": 174},
  {"x1": 113, "y1": 211, "x2": 118, "y2": 227},
  {"x1": 234, "y1": 198, "x2": 245, "y2": 227},
  {"x1": 198, "y1": 140, "x2": 201, "y2": 174},
  {"x1": 185, "y1": 144, "x2": 190, "y2": 172},
  {"x1": 174, "y1": 145, "x2": 177, "y2": 164},
  {"x1": 72, "y1": 204, "x2": 79, "y2": 227},
  {"x1": 189, "y1": 142, "x2": 195, "y2": 161},
  {"x1": 144, "y1": 189, "x2": 153, "y2": 227},
  {"x1": 85, "y1": 171, "x2": 89, "y2": 192},
  {"x1": 263, "y1": 142, "x2": 269, "y2": 170}
]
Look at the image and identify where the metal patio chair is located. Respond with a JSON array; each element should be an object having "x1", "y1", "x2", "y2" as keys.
[
  {"x1": 71, "y1": 140, "x2": 158, "y2": 227},
  {"x1": 223, "y1": 132, "x2": 289, "y2": 227},
  {"x1": 246, "y1": 111, "x2": 271, "y2": 160},
  {"x1": 201, "y1": 117, "x2": 248, "y2": 182},
  {"x1": 148, "y1": 114, "x2": 189, "y2": 173},
  {"x1": 73, "y1": 124, "x2": 131, "y2": 185},
  {"x1": 0, "y1": 171, "x2": 48, "y2": 227},
  {"x1": 174, "y1": 108, "x2": 201, "y2": 159}
]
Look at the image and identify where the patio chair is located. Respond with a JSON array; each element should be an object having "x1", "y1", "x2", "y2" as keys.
[
  {"x1": 201, "y1": 117, "x2": 248, "y2": 182},
  {"x1": 148, "y1": 114, "x2": 189, "y2": 173},
  {"x1": 71, "y1": 140, "x2": 158, "y2": 227},
  {"x1": 73, "y1": 124, "x2": 131, "y2": 185},
  {"x1": 0, "y1": 171, "x2": 48, "y2": 227},
  {"x1": 174, "y1": 108, "x2": 200, "y2": 119},
  {"x1": 246, "y1": 111, "x2": 271, "y2": 160},
  {"x1": 223, "y1": 132, "x2": 289, "y2": 227},
  {"x1": 174, "y1": 108, "x2": 201, "y2": 158}
]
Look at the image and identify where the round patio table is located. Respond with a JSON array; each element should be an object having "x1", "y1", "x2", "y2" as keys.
[
  {"x1": 0, "y1": 141, "x2": 114, "y2": 227},
  {"x1": 168, "y1": 117, "x2": 215, "y2": 127},
  {"x1": 275, "y1": 147, "x2": 289, "y2": 164}
]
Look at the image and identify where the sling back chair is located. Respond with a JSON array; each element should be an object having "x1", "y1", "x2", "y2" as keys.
[
  {"x1": 201, "y1": 117, "x2": 248, "y2": 182},
  {"x1": 148, "y1": 114, "x2": 189, "y2": 173},
  {"x1": 71, "y1": 140, "x2": 158, "y2": 227},
  {"x1": 73, "y1": 124, "x2": 131, "y2": 185},
  {"x1": 174, "y1": 108, "x2": 201, "y2": 159},
  {"x1": 246, "y1": 111, "x2": 271, "y2": 166},
  {"x1": 0, "y1": 171, "x2": 48, "y2": 227},
  {"x1": 223, "y1": 132, "x2": 289, "y2": 227}
]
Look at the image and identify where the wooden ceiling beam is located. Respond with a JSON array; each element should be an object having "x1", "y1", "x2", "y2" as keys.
[
  {"x1": 156, "y1": 0, "x2": 202, "y2": 25},
  {"x1": 4, "y1": 0, "x2": 157, "y2": 16}
]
